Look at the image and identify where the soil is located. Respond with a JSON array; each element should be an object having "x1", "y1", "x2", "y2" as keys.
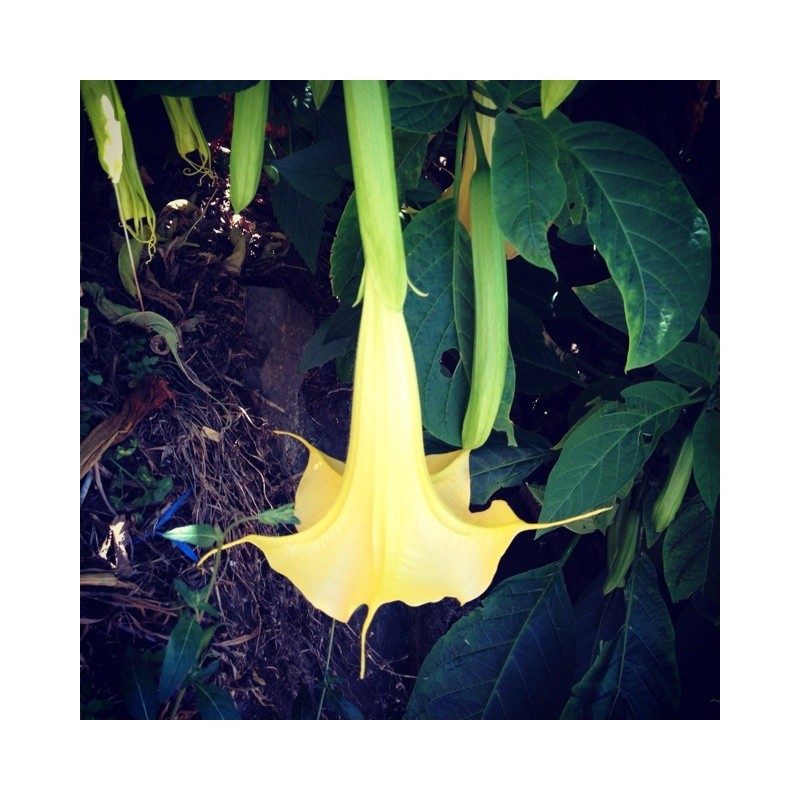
[{"x1": 79, "y1": 145, "x2": 473, "y2": 720}]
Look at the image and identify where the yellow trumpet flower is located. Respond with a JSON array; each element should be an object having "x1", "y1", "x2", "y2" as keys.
[{"x1": 200, "y1": 81, "x2": 604, "y2": 677}]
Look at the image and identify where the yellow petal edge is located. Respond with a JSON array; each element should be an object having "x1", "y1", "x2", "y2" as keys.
[{"x1": 200, "y1": 271, "x2": 605, "y2": 677}]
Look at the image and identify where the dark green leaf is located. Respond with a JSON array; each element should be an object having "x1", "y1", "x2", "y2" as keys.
[
  {"x1": 393, "y1": 129, "x2": 429, "y2": 199},
  {"x1": 482, "y1": 81, "x2": 510, "y2": 111},
  {"x1": 404, "y1": 199, "x2": 468, "y2": 446},
  {"x1": 562, "y1": 556, "x2": 680, "y2": 719},
  {"x1": 540, "y1": 382, "x2": 690, "y2": 525},
  {"x1": 573, "y1": 278, "x2": 628, "y2": 333},
  {"x1": 557, "y1": 122, "x2": 711, "y2": 369},
  {"x1": 161, "y1": 523, "x2": 219, "y2": 549},
  {"x1": 389, "y1": 80, "x2": 466, "y2": 133},
  {"x1": 469, "y1": 440, "x2": 554, "y2": 505},
  {"x1": 173, "y1": 579, "x2": 220, "y2": 617},
  {"x1": 299, "y1": 302, "x2": 360, "y2": 371},
  {"x1": 692, "y1": 411, "x2": 720, "y2": 512},
  {"x1": 656, "y1": 342, "x2": 719, "y2": 388},
  {"x1": 507, "y1": 259, "x2": 557, "y2": 319},
  {"x1": 269, "y1": 140, "x2": 345, "y2": 204},
  {"x1": 330, "y1": 193, "x2": 363, "y2": 304},
  {"x1": 270, "y1": 178, "x2": 325, "y2": 272},
  {"x1": 158, "y1": 616, "x2": 204, "y2": 702},
  {"x1": 136, "y1": 80, "x2": 258, "y2": 98},
  {"x1": 491, "y1": 113, "x2": 565, "y2": 274},
  {"x1": 194, "y1": 683, "x2": 241, "y2": 720},
  {"x1": 80, "y1": 306, "x2": 89, "y2": 342},
  {"x1": 405, "y1": 561, "x2": 575, "y2": 719},
  {"x1": 121, "y1": 647, "x2": 159, "y2": 720},
  {"x1": 663, "y1": 500, "x2": 715, "y2": 603},
  {"x1": 509, "y1": 299, "x2": 580, "y2": 394},
  {"x1": 256, "y1": 504, "x2": 300, "y2": 526}
]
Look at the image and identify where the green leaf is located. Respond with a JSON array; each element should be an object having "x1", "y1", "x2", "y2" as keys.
[
  {"x1": 81, "y1": 281, "x2": 137, "y2": 323},
  {"x1": 562, "y1": 556, "x2": 679, "y2": 718},
  {"x1": 269, "y1": 140, "x2": 345, "y2": 204},
  {"x1": 404, "y1": 561, "x2": 575, "y2": 719},
  {"x1": 255, "y1": 504, "x2": 300, "y2": 526},
  {"x1": 656, "y1": 341, "x2": 719, "y2": 388},
  {"x1": 392, "y1": 129, "x2": 429, "y2": 199},
  {"x1": 117, "y1": 238, "x2": 142, "y2": 299},
  {"x1": 193, "y1": 682, "x2": 241, "y2": 720},
  {"x1": 117, "y1": 310, "x2": 211, "y2": 394},
  {"x1": 481, "y1": 81, "x2": 510, "y2": 111},
  {"x1": 540, "y1": 381, "x2": 690, "y2": 525},
  {"x1": 173, "y1": 579, "x2": 220, "y2": 617},
  {"x1": 270, "y1": 178, "x2": 326, "y2": 272},
  {"x1": 540, "y1": 80, "x2": 579, "y2": 118},
  {"x1": 557, "y1": 122, "x2": 711, "y2": 369},
  {"x1": 136, "y1": 80, "x2": 258, "y2": 98},
  {"x1": 80, "y1": 305, "x2": 89, "y2": 342},
  {"x1": 158, "y1": 616, "x2": 204, "y2": 702},
  {"x1": 389, "y1": 80, "x2": 466, "y2": 133},
  {"x1": 491, "y1": 113, "x2": 565, "y2": 274},
  {"x1": 299, "y1": 302, "x2": 360, "y2": 371},
  {"x1": 662, "y1": 500, "x2": 716, "y2": 603},
  {"x1": 469, "y1": 439, "x2": 554, "y2": 505},
  {"x1": 509, "y1": 299, "x2": 580, "y2": 394},
  {"x1": 692, "y1": 411, "x2": 720, "y2": 511},
  {"x1": 121, "y1": 647, "x2": 159, "y2": 720},
  {"x1": 330, "y1": 193, "x2": 363, "y2": 304},
  {"x1": 310, "y1": 80, "x2": 334, "y2": 109},
  {"x1": 573, "y1": 278, "x2": 628, "y2": 334},
  {"x1": 161, "y1": 524, "x2": 219, "y2": 549},
  {"x1": 404, "y1": 199, "x2": 469, "y2": 446}
]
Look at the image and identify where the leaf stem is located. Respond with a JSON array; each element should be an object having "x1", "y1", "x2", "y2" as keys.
[{"x1": 316, "y1": 618, "x2": 336, "y2": 720}]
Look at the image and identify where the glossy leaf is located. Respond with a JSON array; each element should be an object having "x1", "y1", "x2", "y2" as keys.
[
  {"x1": 389, "y1": 80, "x2": 466, "y2": 133},
  {"x1": 692, "y1": 410, "x2": 720, "y2": 512},
  {"x1": 404, "y1": 199, "x2": 469, "y2": 446},
  {"x1": 158, "y1": 616, "x2": 204, "y2": 702},
  {"x1": 405, "y1": 561, "x2": 575, "y2": 719},
  {"x1": 194, "y1": 683, "x2": 241, "y2": 720},
  {"x1": 540, "y1": 382, "x2": 690, "y2": 525},
  {"x1": 557, "y1": 122, "x2": 711, "y2": 369},
  {"x1": 656, "y1": 341, "x2": 719, "y2": 388},
  {"x1": 663, "y1": 500, "x2": 716, "y2": 603},
  {"x1": 562, "y1": 556, "x2": 679, "y2": 718},
  {"x1": 573, "y1": 278, "x2": 628, "y2": 333},
  {"x1": 469, "y1": 439, "x2": 554, "y2": 505},
  {"x1": 491, "y1": 113, "x2": 565, "y2": 274}
]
